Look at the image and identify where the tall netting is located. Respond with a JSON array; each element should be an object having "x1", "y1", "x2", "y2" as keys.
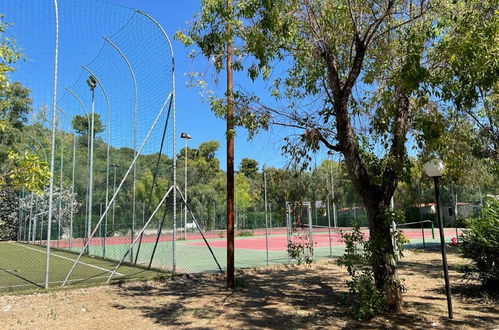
[{"x1": 1, "y1": 0, "x2": 222, "y2": 292}]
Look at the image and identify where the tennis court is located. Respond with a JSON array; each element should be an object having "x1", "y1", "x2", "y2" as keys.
[
  {"x1": 0, "y1": 241, "x2": 162, "y2": 293},
  {"x1": 1, "y1": 225, "x2": 460, "y2": 293}
]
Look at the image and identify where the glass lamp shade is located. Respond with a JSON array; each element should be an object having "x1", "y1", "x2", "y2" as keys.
[{"x1": 424, "y1": 159, "x2": 445, "y2": 177}]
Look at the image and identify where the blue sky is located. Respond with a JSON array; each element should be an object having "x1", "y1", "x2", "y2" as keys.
[
  {"x1": 103, "y1": 0, "x2": 333, "y2": 170},
  {"x1": 0, "y1": 0, "x2": 339, "y2": 170}
]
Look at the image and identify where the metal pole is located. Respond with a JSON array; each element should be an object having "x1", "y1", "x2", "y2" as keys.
[
  {"x1": 326, "y1": 195, "x2": 332, "y2": 256},
  {"x1": 328, "y1": 153, "x2": 338, "y2": 228},
  {"x1": 112, "y1": 164, "x2": 118, "y2": 232},
  {"x1": 70, "y1": 129, "x2": 76, "y2": 250},
  {"x1": 28, "y1": 192, "x2": 34, "y2": 243},
  {"x1": 86, "y1": 84, "x2": 96, "y2": 255},
  {"x1": 421, "y1": 221, "x2": 426, "y2": 249},
  {"x1": 57, "y1": 130, "x2": 63, "y2": 249},
  {"x1": 45, "y1": 0, "x2": 59, "y2": 289},
  {"x1": 264, "y1": 169, "x2": 269, "y2": 266},
  {"x1": 433, "y1": 176, "x2": 453, "y2": 319},
  {"x1": 308, "y1": 204, "x2": 313, "y2": 257}
]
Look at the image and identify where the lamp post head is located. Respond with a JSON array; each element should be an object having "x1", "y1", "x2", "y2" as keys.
[
  {"x1": 86, "y1": 75, "x2": 98, "y2": 90},
  {"x1": 111, "y1": 163, "x2": 120, "y2": 168},
  {"x1": 180, "y1": 132, "x2": 192, "y2": 140},
  {"x1": 424, "y1": 159, "x2": 445, "y2": 178}
]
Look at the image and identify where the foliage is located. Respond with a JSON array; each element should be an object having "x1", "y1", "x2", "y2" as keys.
[
  {"x1": 239, "y1": 158, "x2": 259, "y2": 179},
  {"x1": 71, "y1": 113, "x2": 105, "y2": 136},
  {"x1": 460, "y1": 198, "x2": 499, "y2": 292},
  {"x1": 337, "y1": 224, "x2": 385, "y2": 320},
  {"x1": 1, "y1": 151, "x2": 50, "y2": 193},
  {"x1": 19, "y1": 186, "x2": 81, "y2": 232},
  {"x1": 0, "y1": 16, "x2": 21, "y2": 92},
  {"x1": 287, "y1": 229, "x2": 314, "y2": 266},
  {"x1": 0, "y1": 186, "x2": 18, "y2": 240},
  {"x1": 337, "y1": 218, "x2": 406, "y2": 320}
]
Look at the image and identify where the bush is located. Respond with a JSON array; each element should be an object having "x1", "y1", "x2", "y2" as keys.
[
  {"x1": 460, "y1": 199, "x2": 499, "y2": 292},
  {"x1": 237, "y1": 230, "x2": 253, "y2": 237},
  {"x1": 287, "y1": 230, "x2": 314, "y2": 265},
  {"x1": 0, "y1": 187, "x2": 19, "y2": 240},
  {"x1": 337, "y1": 224, "x2": 385, "y2": 320},
  {"x1": 337, "y1": 211, "x2": 406, "y2": 320}
]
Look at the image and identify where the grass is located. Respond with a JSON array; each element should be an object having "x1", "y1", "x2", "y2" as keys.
[{"x1": 0, "y1": 241, "x2": 165, "y2": 294}]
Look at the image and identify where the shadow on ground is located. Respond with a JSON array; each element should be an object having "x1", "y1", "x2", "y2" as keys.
[{"x1": 110, "y1": 256, "x2": 498, "y2": 329}]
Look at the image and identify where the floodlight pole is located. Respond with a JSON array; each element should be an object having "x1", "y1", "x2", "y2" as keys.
[
  {"x1": 226, "y1": 0, "x2": 235, "y2": 289},
  {"x1": 83, "y1": 66, "x2": 111, "y2": 258},
  {"x1": 85, "y1": 75, "x2": 98, "y2": 255},
  {"x1": 433, "y1": 176, "x2": 453, "y2": 319}
]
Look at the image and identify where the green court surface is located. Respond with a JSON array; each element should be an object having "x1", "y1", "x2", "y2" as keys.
[
  {"x1": 1, "y1": 231, "x2": 449, "y2": 293},
  {"x1": 0, "y1": 241, "x2": 164, "y2": 293}
]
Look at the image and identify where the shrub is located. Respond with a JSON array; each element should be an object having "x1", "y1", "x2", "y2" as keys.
[
  {"x1": 287, "y1": 230, "x2": 314, "y2": 265},
  {"x1": 0, "y1": 187, "x2": 18, "y2": 240},
  {"x1": 237, "y1": 230, "x2": 253, "y2": 237},
  {"x1": 337, "y1": 211, "x2": 406, "y2": 320},
  {"x1": 460, "y1": 199, "x2": 499, "y2": 292},
  {"x1": 337, "y1": 224, "x2": 385, "y2": 320}
]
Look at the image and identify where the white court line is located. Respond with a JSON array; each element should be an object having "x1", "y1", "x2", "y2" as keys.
[
  {"x1": 8, "y1": 242, "x2": 123, "y2": 276},
  {"x1": 0, "y1": 275, "x2": 112, "y2": 290}
]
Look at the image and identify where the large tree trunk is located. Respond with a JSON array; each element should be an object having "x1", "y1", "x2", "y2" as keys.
[{"x1": 365, "y1": 198, "x2": 403, "y2": 311}]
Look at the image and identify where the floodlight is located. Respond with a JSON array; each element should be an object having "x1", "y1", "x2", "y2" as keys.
[
  {"x1": 86, "y1": 75, "x2": 98, "y2": 90},
  {"x1": 180, "y1": 132, "x2": 192, "y2": 139}
]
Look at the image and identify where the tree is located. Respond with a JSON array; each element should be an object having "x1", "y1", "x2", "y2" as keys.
[
  {"x1": 71, "y1": 113, "x2": 104, "y2": 136},
  {"x1": 239, "y1": 158, "x2": 259, "y2": 179},
  {"x1": 429, "y1": 0, "x2": 499, "y2": 173},
  {"x1": 178, "y1": 0, "x2": 496, "y2": 311}
]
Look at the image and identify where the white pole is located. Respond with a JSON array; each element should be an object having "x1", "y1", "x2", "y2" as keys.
[
  {"x1": 328, "y1": 153, "x2": 338, "y2": 228},
  {"x1": 326, "y1": 195, "x2": 332, "y2": 256},
  {"x1": 45, "y1": 0, "x2": 59, "y2": 289}
]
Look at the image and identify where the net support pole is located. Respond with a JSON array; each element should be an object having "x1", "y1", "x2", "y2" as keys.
[
  {"x1": 286, "y1": 203, "x2": 290, "y2": 263},
  {"x1": 263, "y1": 168, "x2": 269, "y2": 266},
  {"x1": 421, "y1": 221, "x2": 426, "y2": 248},
  {"x1": 326, "y1": 195, "x2": 332, "y2": 257},
  {"x1": 44, "y1": 0, "x2": 59, "y2": 290},
  {"x1": 307, "y1": 204, "x2": 313, "y2": 257}
]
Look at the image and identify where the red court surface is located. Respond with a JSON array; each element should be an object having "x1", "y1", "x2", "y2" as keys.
[
  {"x1": 43, "y1": 227, "x2": 461, "y2": 251},
  {"x1": 184, "y1": 228, "x2": 462, "y2": 252}
]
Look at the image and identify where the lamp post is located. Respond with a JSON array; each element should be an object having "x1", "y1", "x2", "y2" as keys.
[
  {"x1": 86, "y1": 75, "x2": 98, "y2": 254},
  {"x1": 180, "y1": 132, "x2": 191, "y2": 239},
  {"x1": 424, "y1": 159, "x2": 453, "y2": 319}
]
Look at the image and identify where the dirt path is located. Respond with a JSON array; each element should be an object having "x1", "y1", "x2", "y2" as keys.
[{"x1": 1, "y1": 250, "x2": 497, "y2": 329}]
